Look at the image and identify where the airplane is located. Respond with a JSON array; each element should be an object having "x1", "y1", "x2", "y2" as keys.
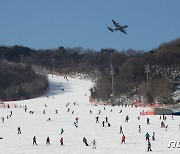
[{"x1": 107, "y1": 19, "x2": 128, "y2": 34}]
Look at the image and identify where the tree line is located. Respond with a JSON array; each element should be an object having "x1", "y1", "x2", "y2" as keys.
[{"x1": 0, "y1": 38, "x2": 180, "y2": 103}]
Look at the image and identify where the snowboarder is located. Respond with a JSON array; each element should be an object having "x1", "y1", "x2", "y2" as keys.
[
  {"x1": 108, "y1": 123, "x2": 111, "y2": 127},
  {"x1": 60, "y1": 128, "x2": 64, "y2": 135},
  {"x1": 47, "y1": 118, "x2": 52, "y2": 121},
  {"x1": 17, "y1": 127, "x2": 21, "y2": 134},
  {"x1": 119, "y1": 125, "x2": 123, "y2": 134},
  {"x1": 32, "y1": 136, "x2": 37, "y2": 145},
  {"x1": 46, "y1": 136, "x2": 50, "y2": 145},
  {"x1": 60, "y1": 137, "x2": 63, "y2": 145},
  {"x1": 147, "y1": 141, "x2": 152, "y2": 151},
  {"x1": 145, "y1": 132, "x2": 150, "y2": 141},
  {"x1": 83, "y1": 137, "x2": 89, "y2": 146},
  {"x1": 92, "y1": 139, "x2": 96, "y2": 149},
  {"x1": 121, "y1": 134, "x2": 126, "y2": 144},
  {"x1": 152, "y1": 132, "x2": 155, "y2": 140}
]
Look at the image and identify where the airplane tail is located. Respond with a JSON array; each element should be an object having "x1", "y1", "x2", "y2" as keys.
[{"x1": 107, "y1": 26, "x2": 113, "y2": 32}]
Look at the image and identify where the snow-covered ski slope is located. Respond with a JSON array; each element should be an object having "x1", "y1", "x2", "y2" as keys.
[{"x1": 0, "y1": 75, "x2": 180, "y2": 154}]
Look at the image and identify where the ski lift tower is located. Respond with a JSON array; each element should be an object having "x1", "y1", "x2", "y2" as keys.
[{"x1": 110, "y1": 63, "x2": 115, "y2": 105}]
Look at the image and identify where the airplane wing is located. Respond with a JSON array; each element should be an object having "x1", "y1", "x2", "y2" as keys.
[
  {"x1": 107, "y1": 26, "x2": 113, "y2": 32},
  {"x1": 112, "y1": 20, "x2": 120, "y2": 27},
  {"x1": 120, "y1": 29, "x2": 127, "y2": 34}
]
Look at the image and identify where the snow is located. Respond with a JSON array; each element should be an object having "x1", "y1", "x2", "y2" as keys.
[{"x1": 0, "y1": 75, "x2": 180, "y2": 154}]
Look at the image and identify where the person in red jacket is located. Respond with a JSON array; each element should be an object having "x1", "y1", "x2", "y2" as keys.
[
  {"x1": 121, "y1": 134, "x2": 126, "y2": 144},
  {"x1": 60, "y1": 137, "x2": 63, "y2": 145}
]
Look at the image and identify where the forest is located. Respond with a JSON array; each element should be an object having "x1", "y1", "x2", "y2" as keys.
[{"x1": 0, "y1": 38, "x2": 180, "y2": 103}]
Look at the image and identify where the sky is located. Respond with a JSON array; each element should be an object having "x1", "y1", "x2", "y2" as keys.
[
  {"x1": 0, "y1": 0, "x2": 180, "y2": 51},
  {"x1": 0, "y1": 75, "x2": 180, "y2": 154}
]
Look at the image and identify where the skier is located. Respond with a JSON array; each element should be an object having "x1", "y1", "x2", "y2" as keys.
[
  {"x1": 32, "y1": 136, "x2": 37, "y2": 145},
  {"x1": 75, "y1": 117, "x2": 79, "y2": 123},
  {"x1": 105, "y1": 117, "x2": 108, "y2": 123},
  {"x1": 119, "y1": 125, "x2": 123, "y2": 134},
  {"x1": 102, "y1": 121, "x2": 105, "y2": 127},
  {"x1": 161, "y1": 121, "x2": 165, "y2": 128},
  {"x1": 17, "y1": 127, "x2": 21, "y2": 134},
  {"x1": 147, "y1": 141, "x2": 152, "y2": 151},
  {"x1": 2, "y1": 117, "x2": 4, "y2": 123},
  {"x1": 96, "y1": 116, "x2": 99, "y2": 123},
  {"x1": 89, "y1": 110, "x2": 92, "y2": 114},
  {"x1": 92, "y1": 139, "x2": 96, "y2": 149},
  {"x1": 83, "y1": 137, "x2": 89, "y2": 146},
  {"x1": 67, "y1": 108, "x2": 70, "y2": 112},
  {"x1": 60, "y1": 137, "x2": 63, "y2": 145},
  {"x1": 152, "y1": 132, "x2": 155, "y2": 140},
  {"x1": 147, "y1": 118, "x2": 150, "y2": 124},
  {"x1": 73, "y1": 122, "x2": 78, "y2": 128},
  {"x1": 60, "y1": 128, "x2": 64, "y2": 135},
  {"x1": 145, "y1": 132, "x2": 150, "y2": 141},
  {"x1": 125, "y1": 115, "x2": 129, "y2": 122},
  {"x1": 165, "y1": 125, "x2": 168, "y2": 131},
  {"x1": 98, "y1": 110, "x2": 101, "y2": 115},
  {"x1": 46, "y1": 136, "x2": 50, "y2": 145},
  {"x1": 138, "y1": 125, "x2": 141, "y2": 133},
  {"x1": 121, "y1": 134, "x2": 126, "y2": 144},
  {"x1": 55, "y1": 110, "x2": 58, "y2": 114},
  {"x1": 43, "y1": 109, "x2": 46, "y2": 114},
  {"x1": 24, "y1": 105, "x2": 27, "y2": 112}
]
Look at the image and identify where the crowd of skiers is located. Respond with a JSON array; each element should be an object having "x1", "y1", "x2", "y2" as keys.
[{"x1": 1, "y1": 75, "x2": 180, "y2": 153}]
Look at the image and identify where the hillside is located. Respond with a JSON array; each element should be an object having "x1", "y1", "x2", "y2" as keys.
[
  {"x1": 0, "y1": 38, "x2": 180, "y2": 103},
  {"x1": 0, "y1": 61, "x2": 48, "y2": 101}
]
